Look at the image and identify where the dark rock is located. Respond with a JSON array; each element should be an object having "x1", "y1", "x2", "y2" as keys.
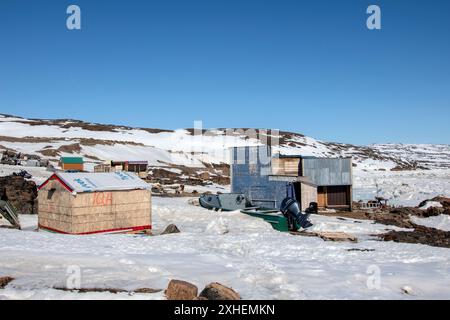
[
  {"x1": 373, "y1": 216, "x2": 415, "y2": 229},
  {"x1": 161, "y1": 224, "x2": 180, "y2": 235},
  {"x1": 0, "y1": 276, "x2": 14, "y2": 289},
  {"x1": 0, "y1": 175, "x2": 38, "y2": 214},
  {"x1": 53, "y1": 286, "x2": 162, "y2": 294},
  {"x1": 389, "y1": 207, "x2": 423, "y2": 217},
  {"x1": 133, "y1": 288, "x2": 163, "y2": 294},
  {"x1": 424, "y1": 206, "x2": 444, "y2": 217},
  {"x1": 165, "y1": 280, "x2": 198, "y2": 300},
  {"x1": 429, "y1": 196, "x2": 450, "y2": 209},
  {"x1": 199, "y1": 282, "x2": 241, "y2": 300},
  {"x1": 418, "y1": 197, "x2": 450, "y2": 210},
  {"x1": 367, "y1": 210, "x2": 415, "y2": 228},
  {"x1": 53, "y1": 286, "x2": 127, "y2": 294}
]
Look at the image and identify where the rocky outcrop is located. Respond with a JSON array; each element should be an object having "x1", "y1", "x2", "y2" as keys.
[
  {"x1": 199, "y1": 282, "x2": 241, "y2": 300},
  {"x1": 165, "y1": 280, "x2": 198, "y2": 300},
  {"x1": 379, "y1": 225, "x2": 450, "y2": 249},
  {"x1": 0, "y1": 175, "x2": 38, "y2": 214},
  {"x1": 418, "y1": 196, "x2": 450, "y2": 209}
]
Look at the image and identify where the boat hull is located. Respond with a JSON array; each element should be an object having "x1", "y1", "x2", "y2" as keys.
[{"x1": 241, "y1": 208, "x2": 295, "y2": 232}]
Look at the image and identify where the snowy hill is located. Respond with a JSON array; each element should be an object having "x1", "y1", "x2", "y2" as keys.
[
  {"x1": 371, "y1": 143, "x2": 450, "y2": 169},
  {"x1": 1, "y1": 114, "x2": 447, "y2": 173}
]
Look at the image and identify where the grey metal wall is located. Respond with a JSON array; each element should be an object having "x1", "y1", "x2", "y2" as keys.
[
  {"x1": 302, "y1": 158, "x2": 352, "y2": 186},
  {"x1": 231, "y1": 146, "x2": 287, "y2": 209}
]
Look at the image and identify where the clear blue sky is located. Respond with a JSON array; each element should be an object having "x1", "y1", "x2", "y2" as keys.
[{"x1": 0, "y1": 0, "x2": 449, "y2": 145}]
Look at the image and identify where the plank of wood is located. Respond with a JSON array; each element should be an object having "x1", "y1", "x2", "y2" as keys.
[{"x1": 290, "y1": 231, "x2": 358, "y2": 243}]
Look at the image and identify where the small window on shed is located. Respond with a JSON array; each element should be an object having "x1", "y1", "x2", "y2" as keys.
[{"x1": 47, "y1": 188, "x2": 56, "y2": 200}]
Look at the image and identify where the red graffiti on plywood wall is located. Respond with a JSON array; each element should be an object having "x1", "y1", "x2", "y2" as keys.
[{"x1": 92, "y1": 192, "x2": 113, "y2": 206}]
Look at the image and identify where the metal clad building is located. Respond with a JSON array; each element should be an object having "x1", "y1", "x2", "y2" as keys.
[
  {"x1": 231, "y1": 146, "x2": 353, "y2": 211},
  {"x1": 231, "y1": 146, "x2": 319, "y2": 211}
]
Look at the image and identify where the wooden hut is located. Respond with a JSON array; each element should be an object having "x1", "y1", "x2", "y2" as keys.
[
  {"x1": 59, "y1": 157, "x2": 84, "y2": 171},
  {"x1": 38, "y1": 172, "x2": 151, "y2": 235}
]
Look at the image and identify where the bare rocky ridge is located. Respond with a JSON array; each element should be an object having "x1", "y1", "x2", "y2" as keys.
[
  {"x1": 373, "y1": 144, "x2": 450, "y2": 169},
  {"x1": 2, "y1": 114, "x2": 449, "y2": 173}
]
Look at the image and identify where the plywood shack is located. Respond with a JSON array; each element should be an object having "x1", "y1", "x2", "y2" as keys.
[{"x1": 38, "y1": 172, "x2": 151, "y2": 235}]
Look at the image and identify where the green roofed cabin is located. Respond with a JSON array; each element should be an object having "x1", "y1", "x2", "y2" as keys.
[{"x1": 59, "y1": 157, "x2": 84, "y2": 172}]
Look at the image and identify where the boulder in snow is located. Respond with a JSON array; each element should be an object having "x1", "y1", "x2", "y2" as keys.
[
  {"x1": 165, "y1": 280, "x2": 198, "y2": 300},
  {"x1": 419, "y1": 200, "x2": 443, "y2": 210},
  {"x1": 199, "y1": 282, "x2": 241, "y2": 300}
]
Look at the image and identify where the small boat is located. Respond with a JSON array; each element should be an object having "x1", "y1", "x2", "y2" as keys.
[
  {"x1": 199, "y1": 193, "x2": 313, "y2": 232},
  {"x1": 240, "y1": 208, "x2": 293, "y2": 232},
  {"x1": 241, "y1": 198, "x2": 313, "y2": 232},
  {"x1": 199, "y1": 193, "x2": 251, "y2": 211}
]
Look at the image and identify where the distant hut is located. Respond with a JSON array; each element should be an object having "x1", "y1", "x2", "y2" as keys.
[
  {"x1": 38, "y1": 172, "x2": 151, "y2": 235},
  {"x1": 110, "y1": 160, "x2": 148, "y2": 178},
  {"x1": 59, "y1": 157, "x2": 84, "y2": 172}
]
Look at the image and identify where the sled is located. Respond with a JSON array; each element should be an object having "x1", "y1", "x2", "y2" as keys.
[{"x1": 0, "y1": 200, "x2": 21, "y2": 229}]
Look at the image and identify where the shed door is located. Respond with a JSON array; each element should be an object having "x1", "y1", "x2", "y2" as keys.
[
  {"x1": 317, "y1": 186, "x2": 326, "y2": 207},
  {"x1": 326, "y1": 186, "x2": 348, "y2": 206}
]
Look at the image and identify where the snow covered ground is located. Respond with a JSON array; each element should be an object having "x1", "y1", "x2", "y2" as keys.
[
  {"x1": 1, "y1": 119, "x2": 449, "y2": 301},
  {"x1": 353, "y1": 169, "x2": 450, "y2": 207},
  {"x1": 1, "y1": 197, "x2": 450, "y2": 300},
  {"x1": 411, "y1": 215, "x2": 450, "y2": 232}
]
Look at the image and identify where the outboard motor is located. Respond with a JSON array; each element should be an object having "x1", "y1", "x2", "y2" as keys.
[{"x1": 280, "y1": 197, "x2": 313, "y2": 231}]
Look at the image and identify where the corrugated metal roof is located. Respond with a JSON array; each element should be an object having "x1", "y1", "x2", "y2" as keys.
[
  {"x1": 128, "y1": 161, "x2": 148, "y2": 165},
  {"x1": 60, "y1": 157, "x2": 84, "y2": 164},
  {"x1": 43, "y1": 172, "x2": 151, "y2": 193}
]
